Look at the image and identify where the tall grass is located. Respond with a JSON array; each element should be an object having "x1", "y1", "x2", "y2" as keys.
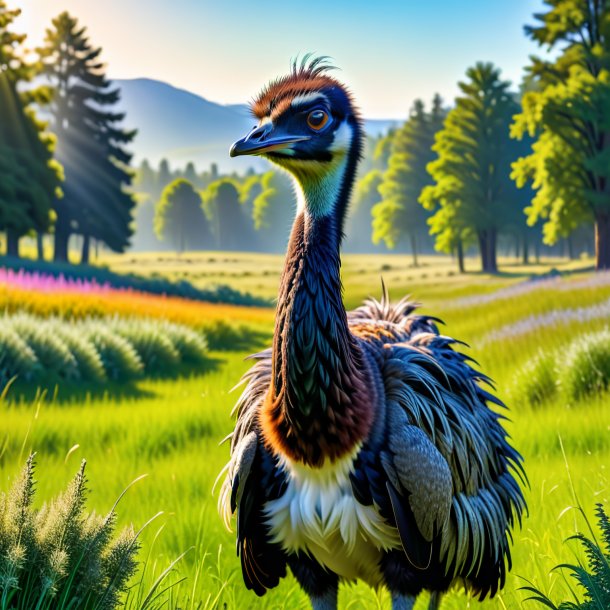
[
  {"x1": 0, "y1": 455, "x2": 139, "y2": 610},
  {"x1": 0, "y1": 314, "x2": 210, "y2": 388},
  {"x1": 0, "y1": 258, "x2": 607, "y2": 609}
]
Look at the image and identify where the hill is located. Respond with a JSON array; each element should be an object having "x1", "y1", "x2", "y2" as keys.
[{"x1": 114, "y1": 78, "x2": 398, "y2": 173}]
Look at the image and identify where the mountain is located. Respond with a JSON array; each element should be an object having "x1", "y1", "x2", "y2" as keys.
[{"x1": 114, "y1": 78, "x2": 399, "y2": 173}]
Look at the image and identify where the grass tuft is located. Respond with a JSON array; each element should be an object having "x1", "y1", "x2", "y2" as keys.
[
  {"x1": 561, "y1": 330, "x2": 610, "y2": 401},
  {"x1": 0, "y1": 455, "x2": 139, "y2": 610}
]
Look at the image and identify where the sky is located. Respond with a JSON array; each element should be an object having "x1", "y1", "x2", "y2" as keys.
[{"x1": 17, "y1": 0, "x2": 548, "y2": 119}]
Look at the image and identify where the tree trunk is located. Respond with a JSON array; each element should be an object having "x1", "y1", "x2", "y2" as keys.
[
  {"x1": 478, "y1": 231, "x2": 488, "y2": 272},
  {"x1": 456, "y1": 239, "x2": 465, "y2": 273},
  {"x1": 36, "y1": 232, "x2": 45, "y2": 260},
  {"x1": 54, "y1": 220, "x2": 70, "y2": 263},
  {"x1": 522, "y1": 233, "x2": 529, "y2": 265},
  {"x1": 6, "y1": 230, "x2": 19, "y2": 258},
  {"x1": 81, "y1": 234, "x2": 90, "y2": 265},
  {"x1": 535, "y1": 240, "x2": 540, "y2": 264},
  {"x1": 595, "y1": 210, "x2": 610, "y2": 270},
  {"x1": 567, "y1": 235, "x2": 575, "y2": 260},
  {"x1": 479, "y1": 229, "x2": 498, "y2": 273},
  {"x1": 410, "y1": 233, "x2": 418, "y2": 267},
  {"x1": 487, "y1": 228, "x2": 498, "y2": 273}
]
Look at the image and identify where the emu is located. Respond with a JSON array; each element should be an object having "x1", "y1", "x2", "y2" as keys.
[{"x1": 219, "y1": 56, "x2": 526, "y2": 610}]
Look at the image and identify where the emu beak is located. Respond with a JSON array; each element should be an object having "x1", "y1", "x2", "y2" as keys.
[{"x1": 230, "y1": 124, "x2": 310, "y2": 157}]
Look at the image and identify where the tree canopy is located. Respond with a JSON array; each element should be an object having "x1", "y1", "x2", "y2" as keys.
[
  {"x1": 203, "y1": 178, "x2": 253, "y2": 251},
  {"x1": 251, "y1": 171, "x2": 294, "y2": 251},
  {"x1": 372, "y1": 96, "x2": 445, "y2": 266},
  {"x1": 511, "y1": 0, "x2": 610, "y2": 269},
  {"x1": 39, "y1": 11, "x2": 136, "y2": 263},
  {"x1": 421, "y1": 63, "x2": 522, "y2": 272},
  {"x1": 154, "y1": 178, "x2": 209, "y2": 252},
  {"x1": 0, "y1": 1, "x2": 61, "y2": 257}
]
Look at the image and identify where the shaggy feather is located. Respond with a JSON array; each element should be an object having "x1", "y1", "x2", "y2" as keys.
[{"x1": 219, "y1": 59, "x2": 526, "y2": 608}]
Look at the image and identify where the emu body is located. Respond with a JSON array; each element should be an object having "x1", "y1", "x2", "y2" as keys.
[{"x1": 220, "y1": 57, "x2": 526, "y2": 610}]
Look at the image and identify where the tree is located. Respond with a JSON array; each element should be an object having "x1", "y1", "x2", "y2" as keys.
[
  {"x1": 39, "y1": 12, "x2": 136, "y2": 263},
  {"x1": 239, "y1": 174, "x2": 263, "y2": 219},
  {"x1": 252, "y1": 171, "x2": 294, "y2": 251},
  {"x1": 345, "y1": 169, "x2": 384, "y2": 252},
  {"x1": 426, "y1": 200, "x2": 474, "y2": 273},
  {"x1": 372, "y1": 96, "x2": 445, "y2": 266},
  {"x1": 0, "y1": 1, "x2": 61, "y2": 258},
  {"x1": 157, "y1": 159, "x2": 172, "y2": 194},
  {"x1": 421, "y1": 63, "x2": 520, "y2": 273},
  {"x1": 511, "y1": 0, "x2": 610, "y2": 270},
  {"x1": 154, "y1": 179, "x2": 210, "y2": 252},
  {"x1": 202, "y1": 178, "x2": 253, "y2": 250}
]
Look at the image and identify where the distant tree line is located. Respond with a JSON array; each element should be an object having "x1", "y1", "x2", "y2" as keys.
[
  {"x1": 1, "y1": 0, "x2": 608, "y2": 271},
  {"x1": 351, "y1": 0, "x2": 609, "y2": 272},
  {"x1": 0, "y1": 3, "x2": 135, "y2": 263},
  {"x1": 131, "y1": 159, "x2": 297, "y2": 253}
]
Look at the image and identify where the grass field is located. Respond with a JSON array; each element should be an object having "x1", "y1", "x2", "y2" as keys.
[{"x1": 1, "y1": 252, "x2": 608, "y2": 609}]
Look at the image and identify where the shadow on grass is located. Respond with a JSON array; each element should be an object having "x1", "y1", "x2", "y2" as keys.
[
  {"x1": 468, "y1": 263, "x2": 595, "y2": 280},
  {"x1": 205, "y1": 324, "x2": 271, "y2": 352},
  {"x1": 3, "y1": 356, "x2": 224, "y2": 405}
]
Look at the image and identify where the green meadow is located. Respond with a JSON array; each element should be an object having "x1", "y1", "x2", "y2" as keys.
[{"x1": 1, "y1": 253, "x2": 609, "y2": 610}]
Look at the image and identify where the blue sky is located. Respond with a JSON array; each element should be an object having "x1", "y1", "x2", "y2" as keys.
[{"x1": 19, "y1": 0, "x2": 548, "y2": 118}]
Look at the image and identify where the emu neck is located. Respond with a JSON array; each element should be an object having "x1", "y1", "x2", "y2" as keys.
[{"x1": 262, "y1": 163, "x2": 373, "y2": 467}]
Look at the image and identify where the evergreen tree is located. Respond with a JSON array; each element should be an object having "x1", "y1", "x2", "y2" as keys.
[
  {"x1": 0, "y1": 1, "x2": 61, "y2": 258},
  {"x1": 421, "y1": 63, "x2": 520, "y2": 273},
  {"x1": 133, "y1": 159, "x2": 156, "y2": 195},
  {"x1": 372, "y1": 96, "x2": 445, "y2": 266},
  {"x1": 512, "y1": 0, "x2": 610, "y2": 270},
  {"x1": 157, "y1": 159, "x2": 172, "y2": 195},
  {"x1": 184, "y1": 161, "x2": 198, "y2": 185},
  {"x1": 39, "y1": 12, "x2": 136, "y2": 263},
  {"x1": 154, "y1": 178, "x2": 209, "y2": 252},
  {"x1": 130, "y1": 160, "x2": 159, "y2": 251}
]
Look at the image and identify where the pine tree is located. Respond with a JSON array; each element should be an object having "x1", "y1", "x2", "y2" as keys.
[
  {"x1": 0, "y1": 1, "x2": 61, "y2": 258},
  {"x1": 38, "y1": 12, "x2": 136, "y2": 263},
  {"x1": 157, "y1": 159, "x2": 172, "y2": 194},
  {"x1": 512, "y1": 0, "x2": 610, "y2": 270},
  {"x1": 421, "y1": 64, "x2": 520, "y2": 273},
  {"x1": 372, "y1": 96, "x2": 445, "y2": 267}
]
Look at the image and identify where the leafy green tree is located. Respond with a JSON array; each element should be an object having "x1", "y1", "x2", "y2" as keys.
[
  {"x1": 203, "y1": 178, "x2": 253, "y2": 250},
  {"x1": 130, "y1": 160, "x2": 160, "y2": 251},
  {"x1": 154, "y1": 178, "x2": 209, "y2": 252},
  {"x1": 426, "y1": 201, "x2": 474, "y2": 273},
  {"x1": 239, "y1": 173, "x2": 263, "y2": 219},
  {"x1": 252, "y1": 171, "x2": 294, "y2": 251},
  {"x1": 372, "y1": 129, "x2": 396, "y2": 170},
  {"x1": 512, "y1": 0, "x2": 610, "y2": 270},
  {"x1": 0, "y1": 1, "x2": 61, "y2": 258},
  {"x1": 39, "y1": 12, "x2": 136, "y2": 263},
  {"x1": 421, "y1": 63, "x2": 520, "y2": 273},
  {"x1": 372, "y1": 96, "x2": 445, "y2": 266},
  {"x1": 346, "y1": 169, "x2": 384, "y2": 252}
]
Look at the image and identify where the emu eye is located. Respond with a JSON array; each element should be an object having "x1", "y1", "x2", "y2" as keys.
[{"x1": 307, "y1": 109, "x2": 330, "y2": 131}]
